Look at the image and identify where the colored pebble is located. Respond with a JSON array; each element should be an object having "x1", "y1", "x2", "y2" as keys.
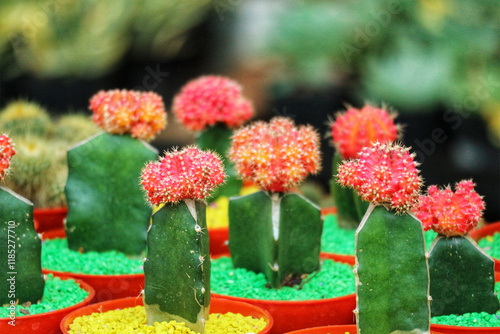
[
  {"x1": 41, "y1": 238, "x2": 144, "y2": 275},
  {"x1": 478, "y1": 232, "x2": 500, "y2": 259},
  {"x1": 0, "y1": 274, "x2": 89, "y2": 318},
  {"x1": 68, "y1": 305, "x2": 267, "y2": 334},
  {"x1": 211, "y1": 256, "x2": 355, "y2": 300},
  {"x1": 430, "y1": 282, "x2": 500, "y2": 327},
  {"x1": 321, "y1": 214, "x2": 438, "y2": 254}
]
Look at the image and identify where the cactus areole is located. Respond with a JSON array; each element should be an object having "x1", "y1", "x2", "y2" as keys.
[
  {"x1": 141, "y1": 147, "x2": 225, "y2": 333},
  {"x1": 338, "y1": 142, "x2": 430, "y2": 333}
]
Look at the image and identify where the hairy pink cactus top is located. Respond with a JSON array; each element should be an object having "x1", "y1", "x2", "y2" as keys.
[
  {"x1": 0, "y1": 134, "x2": 15, "y2": 181},
  {"x1": 229, "y1": 117, "x2": 321, "y2": 193},
  {"x1": 338, "y1": 141, "x2": 421, "y2": 213},
  {"x1": 172, "y1": 76, "x2": 254, "y2": 131},
  {"x1": 331, "y1": 104, "x2": 398, "y2": 159},
  {"x1": 141, "y1": 146, "x2": 225, "y2": 204},
  {"x1": 90, "y1": 89, "x2": 167, "y2": 141},
  {"x1": 414, "y1": 180, "x2": 484, "y2": 236}
]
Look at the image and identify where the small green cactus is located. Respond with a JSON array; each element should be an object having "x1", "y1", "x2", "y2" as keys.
[
  {"x1": 415, "y1": 181, "x2": 500, "y2": 316},
  {"x1": 141, "y1": 147, "x2": 225, "y2": 333},
  {"x1": 338, "y1": 142, "x2": 430, "y2": 333},
  {"x1": 0, "y1": 100, "x2": 52, "y2": 137},
  {"x1": 53, "y1": 113, "x2": 100, "y2": 144},
  {"x1": 228, "y1": 117, "x2": 323, "y2": 289}
]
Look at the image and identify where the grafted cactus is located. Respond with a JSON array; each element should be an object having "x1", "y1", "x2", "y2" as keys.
[
  {"x1": 0, "y1": 134, "x2": 45, "y2": 305},
  {"x1": 415, "y1": 181, "x2": 500, "y2": 316},
  {"x1": 172, "y1": 76, "x2": 254, "y2": 200},
  {"x1": 338, "y1": 141, "x2": 430, "y2": 334},
  {"x1": 65, "y1": 89, "x2": 166, "y2": 255},
  {"x1": 141, "y1": 146, "x2": 225, "y2": 333},
  {"x1": 330, "y1": 104, "x2": 399, "y2": 229},
  {"x1": 228, "y1": 117, "x2": 322, "y2": 289}
]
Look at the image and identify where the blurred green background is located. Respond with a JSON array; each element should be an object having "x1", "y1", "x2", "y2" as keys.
[{"x1": 0, "y1": 0, "x2": 499, "y2": 220}]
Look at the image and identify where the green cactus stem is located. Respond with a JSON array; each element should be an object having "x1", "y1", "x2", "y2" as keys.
[
  {"x1": 331, "y1": 152, "x2": 368, "y2": 229},
  {"x1": 355, "y1": 204, "x2": 430, "y2": 334},
  {"x1": 0, "y1": 186, "x2": 45, "y2": 305},
  {"x1": 196, "y1": 123, "x2": 242, "y2": 200},
  {"x1": 144, "y1": 199, "x2": 210, "y2": 333},
  {"x1": 229, "y1": 190, "x2": 322, "y2": 289},
  {"x1": 65, "y1": 132, "x2": 157, "y2": 255},
  {"x1": 429, "y1": 235, "x2": 500, "y2": 316}
]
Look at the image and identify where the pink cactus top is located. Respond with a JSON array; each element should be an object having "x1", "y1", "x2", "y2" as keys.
[
  {"x1": 0, "y1": 134, "x2": 15, "y2": 181},
  {"x1": 337, "y1": 141, "x2": 421, "y2": 213},
  {"x1": 172, "y1": 76, "x2": 254, "y2": 131},
  {"x1": 229, "y1": 117, "x2": 321, "y2": 193},
  {"x1": 414, "y1": 180, "x2": 484, "y2": 237},
  {"x1": 141, "y1": 146, "x2": 225, "y2": 204},
  {"x1": 331, "y1": 105, "x2": 398, "y2": 159},
  {"x1": 90, "y1": 89, "x2": 167, "y2": 141}
]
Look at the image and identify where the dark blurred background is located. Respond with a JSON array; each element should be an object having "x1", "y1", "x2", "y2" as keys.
[{"x1": 0, "y1": 0, "x2": 499, "y2": 221}]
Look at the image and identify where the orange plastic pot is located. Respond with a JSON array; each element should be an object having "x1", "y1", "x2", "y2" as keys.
[
  {"x1": 60, "y1": 295, "x2": 273, "y2": 333},
  {"x1": 33, "y1": 207, "x2": 67, "y2": 233},
  {"x1": 285, "y1": 324, "x2": 445, "y2": 333},
  {"x1": 0, "y1": 278, "x2": 94, "y2": 334},
  {"x1": 213, "y1": 253, "x2": 356, "y2": 334},
  {"x1": 41, "y1": 229, "x2": 144, "y2": 302},
  {"x1": 469, "y1": 221, "x2": 500, "y2": 271}
]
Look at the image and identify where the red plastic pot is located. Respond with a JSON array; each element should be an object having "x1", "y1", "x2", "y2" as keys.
[
  {"x1": 60, "y1": 295, "x2": 273, "y2": 333},
  {"x1": 209, "y1": 227, "x2": 229, "y2": 255},
  {"x1": 0, "y1": 278, "x2": 94, "y2": 334},
  {"x1": 33, "y1": 207, "x2": 67, "y2": 233},
  {"x1": 41, "y1": 229, "x2": 145, "y2": 302},
  {"x1": 469, "y1": 221, "x2": 500, "y2": 271},
  {"x1": 285, "y1": 324, "x2": 445, "y2": 333},
  {"x1": 213, "y1": 253, "x2": 356, "y2": 334}
]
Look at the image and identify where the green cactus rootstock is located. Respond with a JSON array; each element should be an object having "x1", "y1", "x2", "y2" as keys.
[
  {"x1": 331, "y1": 152, "x2": 368, "y2": 229},
  {"x1": 355, "y1": 205, "x2": 430, "y2": 334},
  {"x1": 144, "y1": 199, "x2": 210, "y2": 334},
  {"x1": 229, "y1": 190, "x2": 322, "y2": 289},
  {"x1": 196, "y1": 123, "x2": 242, "y2": 200},
  {"x1": 65, "y1": 132, "x2": 157, "y2": 255},
  {"x1": 0, "y1": 186, "x2": 45, "y2": 305},
  {"x1": 429, "y1": 235, "x2": 500, "y2": 317}
]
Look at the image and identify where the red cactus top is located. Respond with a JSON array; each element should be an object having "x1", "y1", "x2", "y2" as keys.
[
  {"x1": 337, "y1": 141, "x2": 421, "y2": 213},
  {"x1": 172, "y1": 76, "x2": 254, "y2": 131},
  {"x1": 331, "y1": 105, "x2": 398, "y2": 159},
  {"x1": 0, "y1": 134, "x2": 15, "y2": 181},
  {"x1": 229, "y1": 117, "x2": 321, "y2": 193},
  {"x1": 141, "y1": 146, "x2": 225, "y2": 204},
  {"x1": 414, "y1": 180, "x2": 484, "y2": 237},
  {"x1": 90, "y1": 89, "x2": 167, "y2": 141}
]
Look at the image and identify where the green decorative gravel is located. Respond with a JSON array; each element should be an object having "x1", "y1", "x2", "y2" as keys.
[
  {"x1": 0, "y1": 274, "x2": 89, "y2": 318},
  {"x1": 431, "y1": 282, "x2": 500, "y2": 327},
  {"x1": 321, "y1": 214, "x2": 437, "y2": 254},
  {"x1": 211, "y1": 256, "x2": 355, "y2": 300},
  {"x1": 478, "y1": 233, "x2": 500, "y2": 259},
  {"x1": 42, "y1": 238, "x2": 144, "y2": 275}
]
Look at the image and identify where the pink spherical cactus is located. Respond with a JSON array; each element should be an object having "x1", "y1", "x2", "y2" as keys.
[
  {"x1": 331, "y1": 104, "x2": 399, "y2": 159},
  {"x1": 141, "y1": 146, "x2": 225, "y2": 205},
  {"x1": 229, "y1": 117, "x2": 321, "y2": 193},
  {"x1": 172, "y1": 76, "x2": 254, "y2": 131},
  {"x1": 0, "y1": 134, "x2": 15, "y2": 180},
  {"x1": 414, "y1": 180, "x2": 485, "y2": 236},
  {"x1": 90, "y1": 89, "x2": 167, "y2": 141},
  {"x1": 337, "y1": 141, "x2": 421, "y2": 212}
]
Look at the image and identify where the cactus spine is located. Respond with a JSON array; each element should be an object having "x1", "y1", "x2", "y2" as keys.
[
  {"x1": 229, "y1": 190, "x2": 322, "y2": 288},
  {"x1": 65, "y1": 132, "x2": 157, "y2": 255},
  {"x1": 355, "y1": 204, "x2": 430, "y2": 333},
  {"x1": 141, "y1": 146, "x2": 225, "y2": 333},
  {"x1": 144, "y1": 199, "x2": 210, "y2": 332},
  {"x1": 415, "y1": 181, "x2": 500, "y2": 316}
]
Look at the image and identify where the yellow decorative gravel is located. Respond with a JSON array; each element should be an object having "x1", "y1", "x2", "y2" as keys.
[{"x1": 68, "y1": 305, "x2": 267, "y2": 334}]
